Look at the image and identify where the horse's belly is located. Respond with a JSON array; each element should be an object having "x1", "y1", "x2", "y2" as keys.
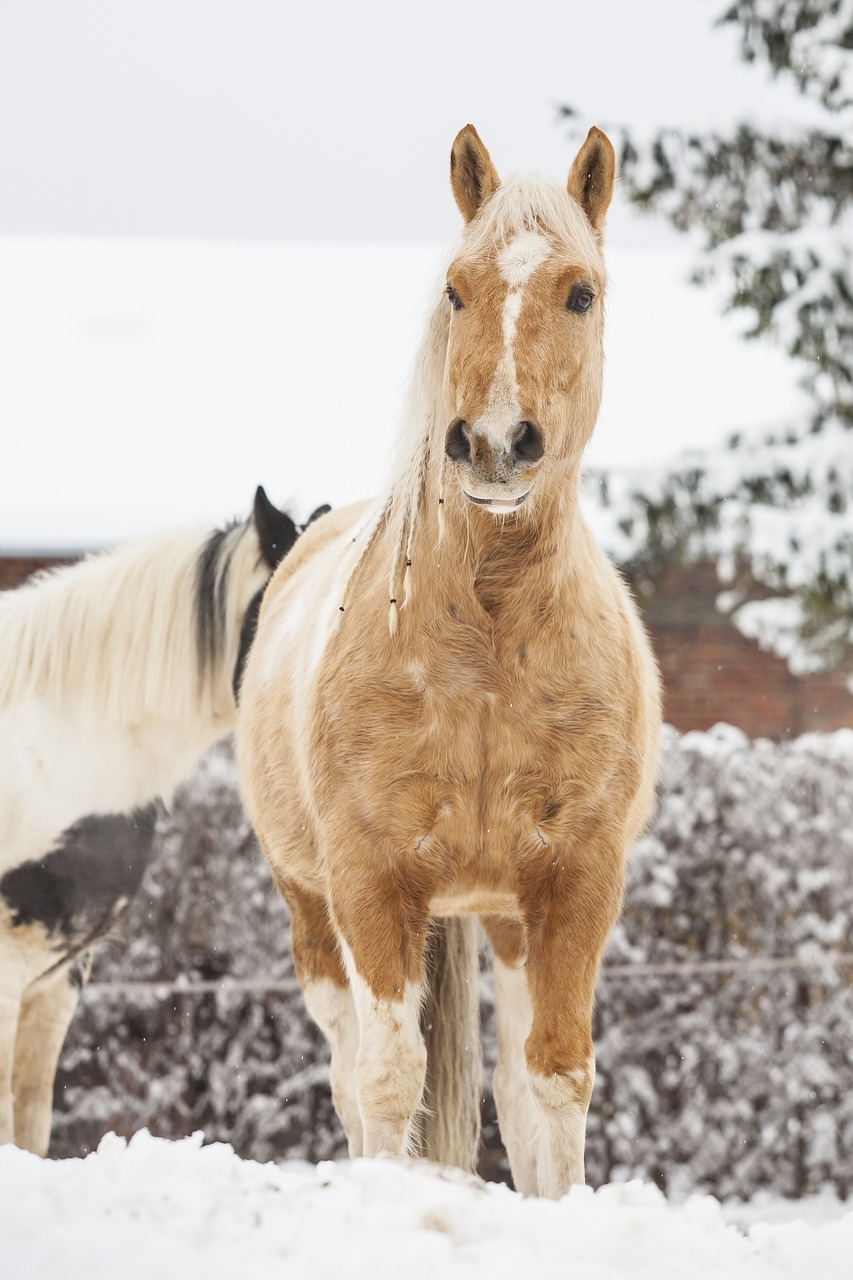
[
  {"x1": 429, "y1": 888, "x2": 520, "y2": 918},
  {"x1": 0, "y1": 698, "x2": 210, "y2": 868}
]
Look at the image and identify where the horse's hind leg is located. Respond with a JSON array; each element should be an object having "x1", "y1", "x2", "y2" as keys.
[
  {"x1": 284, "y1": 880, "x2": 363, "y2": 1156},
  {"x1": 480, "y1": 915, "x2": 539, "y2": 1196},
  {"x1": 12, "y1": 959, "x2": 85, "y2": 1155}
]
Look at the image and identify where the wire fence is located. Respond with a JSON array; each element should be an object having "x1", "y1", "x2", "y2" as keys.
[{"x1": 82, "y1": 951, "x2": 853, "y2": 998}]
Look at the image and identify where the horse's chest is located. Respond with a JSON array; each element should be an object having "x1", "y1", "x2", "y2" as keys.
[{"x1": 326, "y1": 625, "x2": 598, "y2": 851}]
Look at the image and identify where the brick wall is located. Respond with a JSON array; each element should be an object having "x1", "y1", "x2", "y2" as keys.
[
  {"x1": 640, "y1": 561, "x2": 853, "y2": 737},
  {"x1": 0, "y1": 554, "x2": 76, "y2": 589}
]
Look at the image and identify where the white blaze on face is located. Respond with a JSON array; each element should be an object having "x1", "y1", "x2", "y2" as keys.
[{"x1": 475, "y1": 231, "x2": 552, "y2": 450}]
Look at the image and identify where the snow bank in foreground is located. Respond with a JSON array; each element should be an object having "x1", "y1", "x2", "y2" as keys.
[{"x1": 4, "y1": 1131, "x2": 851, "y2": 1280}]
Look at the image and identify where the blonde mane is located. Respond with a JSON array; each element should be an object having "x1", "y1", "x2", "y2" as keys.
[{"x1": 0, "y1": 520, "x2": 261, "y2": 725}]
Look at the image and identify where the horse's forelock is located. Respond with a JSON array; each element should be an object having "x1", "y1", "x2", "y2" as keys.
[{"x1": 458, "y1": 174, "x2": 603, "y2": 276}]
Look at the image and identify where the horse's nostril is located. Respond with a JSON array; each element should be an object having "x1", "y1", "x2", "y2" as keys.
[
  {"x1": 445, "y1": 418, "x2": 471, "y2": 466},
  {"x1": 511, "y1": 420, "x2": 544, "y2": 466}
]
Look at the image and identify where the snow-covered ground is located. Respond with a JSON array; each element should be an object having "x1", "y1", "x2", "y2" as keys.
[{"x1": 3, "y1": 1131, "x2": 851, "y2": 1280}]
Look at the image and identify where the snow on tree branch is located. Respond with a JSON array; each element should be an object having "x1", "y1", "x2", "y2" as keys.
[
  {"x1": 582, "y1": 413, "x2": 853, "y2": 674},
  {"x1": 720, "y1": 0, "x2": 853, "y2": 112}
]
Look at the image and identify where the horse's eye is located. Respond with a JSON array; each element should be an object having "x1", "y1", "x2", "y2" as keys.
[
  {"x1": 446, "y1": 284, "x2": 464, "y2": 311},
  {"x1": 567, "y1": 285, "x2": 594, "y2": 314}
]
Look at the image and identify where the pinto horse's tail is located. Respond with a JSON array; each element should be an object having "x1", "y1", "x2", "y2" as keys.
[{"x1": 417, "y1": 917, "x2": 482, "y2": 1172}]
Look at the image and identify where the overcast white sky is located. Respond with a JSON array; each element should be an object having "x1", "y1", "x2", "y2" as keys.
[
  {"x1": 0, "y1": 0, "x2": 811, "y2": 243},
  {"x1": 0, "y1": 1, "x2": 814, "y2": 549}
]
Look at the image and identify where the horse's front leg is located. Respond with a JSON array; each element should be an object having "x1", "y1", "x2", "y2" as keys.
[
  {"x1": 278, "y1": 877, "x2": 363, "y2": 1157},
  {"x1": 331, "y1": 878, "x2": 429, "y2": 1160},
  {"x1": 13, "y1": 958, "x2": 86, "y2": 1155},
  {"x1": 0, "y1": 990, "x2": 20, "y2": 1147},
  {"x1": 522, "y1": 841, "x2": 625, "y2": 1198}
]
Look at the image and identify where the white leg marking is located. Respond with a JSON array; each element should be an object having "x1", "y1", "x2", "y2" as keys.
[
  {"x1": 529, "y1": 1060, "x2": 595, "y2": 1198},
  {"x1": 340, "y1": 944, "x2": 426, "y2": 1159},
  {"x1": 302, "y1": 977, "x2": 363, "y2": 1157},
  {"x1": 491, "y1": 957, "x2": 539, "y2": 1196}
]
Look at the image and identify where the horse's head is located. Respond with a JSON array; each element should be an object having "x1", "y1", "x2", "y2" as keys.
[{"x1": 442, "y1": 125, "x2": 614, "y2": 515}]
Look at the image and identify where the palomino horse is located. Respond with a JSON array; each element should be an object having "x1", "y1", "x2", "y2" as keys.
[
  {"x1": 0, "y1": 487, "x2": 327, "y2": 1156},
  {"x1": 237, "y1": 127, "x2": 661, "y2": 1197}
]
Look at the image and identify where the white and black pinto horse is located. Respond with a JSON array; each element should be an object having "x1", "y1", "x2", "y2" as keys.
[{"x1": 0, "y1": 487, "x2": 327, "y2": 1155}]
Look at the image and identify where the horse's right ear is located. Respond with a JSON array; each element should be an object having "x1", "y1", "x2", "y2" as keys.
[
  {"x1": 252, "y1": 486, "x2": 299, "y2": 570},
  {"x1": 568, "y1": 126, "x2": 616, "y2": 238},
  {"x1": 450, "y1": 125, "x2": 500, "y2": 223}
]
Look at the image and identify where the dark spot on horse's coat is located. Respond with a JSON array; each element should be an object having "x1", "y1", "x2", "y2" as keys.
[
  {"x1": 0, "y1": 806, "x2": 158, "y2": 951},
  {"x1": 518, "y1": 643, "x2": 527, "y2": 664},
  {"x1": 448, "y1": 602, "x2": 458, "y2": 619},
  {"x1": 541, "y1": 799, "x2": 563, "y2": 823}
]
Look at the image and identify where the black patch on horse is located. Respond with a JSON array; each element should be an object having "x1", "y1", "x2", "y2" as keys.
[{"x1": 0, "y1": 805, "x2": 158, "y2": 951}]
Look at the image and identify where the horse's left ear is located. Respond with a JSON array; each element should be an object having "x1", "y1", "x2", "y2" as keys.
[
  {"x1": 451, "y1": 124, "x2": 501, "y2": 223},
  {"x1": 252, "y1": 485, "x2": 299, "y2": 570},
  {"x1": 568, "y1": 126, "x2": 616, "y2": 237}
]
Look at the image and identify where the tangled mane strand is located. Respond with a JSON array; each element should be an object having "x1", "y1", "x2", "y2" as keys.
[{"x1": 0, "y1": 517, "x2": 260, "y2": 726}]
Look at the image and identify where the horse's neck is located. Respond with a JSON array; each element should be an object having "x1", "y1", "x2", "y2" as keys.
[{"x1": 409, "y1": 457, "x2": 584, "y2": 618}]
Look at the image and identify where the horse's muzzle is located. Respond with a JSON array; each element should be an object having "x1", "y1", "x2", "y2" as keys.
[{"x1": 445, "y1": 416, "x2": 542, "y2": 512}]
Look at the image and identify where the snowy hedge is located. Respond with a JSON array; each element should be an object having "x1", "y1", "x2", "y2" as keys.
[{"x1": 53, "y1": 729, "x2": 853, "y2": 1199}]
